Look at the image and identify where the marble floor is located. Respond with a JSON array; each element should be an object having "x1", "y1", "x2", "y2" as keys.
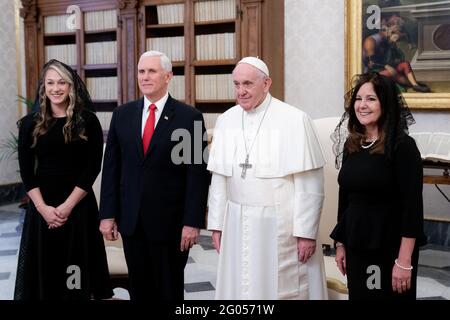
[{"x1": 1, "y1": 202, "x2": 449, "y2": 300}]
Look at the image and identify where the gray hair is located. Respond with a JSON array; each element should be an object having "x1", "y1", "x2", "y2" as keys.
[{"x1": 139, "y1": 51, "x2": 172, "y2": 72}]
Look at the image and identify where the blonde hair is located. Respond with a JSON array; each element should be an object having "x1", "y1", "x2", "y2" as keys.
[{"x1": 32, "y1": 61, "x2": 87, "y2": 147}]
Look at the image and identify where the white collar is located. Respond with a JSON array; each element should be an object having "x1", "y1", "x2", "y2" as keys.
[{"x1": 143, "y1": 92, "x2": 169, "y2": 111}]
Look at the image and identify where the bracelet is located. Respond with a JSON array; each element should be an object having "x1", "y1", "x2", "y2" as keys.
[
  {"x1": 394, "y1": 259, "x2": 413, "y2": 270},
  {"x1": 34, "y1": 202, "x2": 44, "y2": 209},
  {"x1": 335, "y1": 242, "x2": 344, "y2": 248}
]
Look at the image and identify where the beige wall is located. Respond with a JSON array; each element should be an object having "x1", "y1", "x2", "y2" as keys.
[
  {"x1": 0, "y1": 0, "x2": 22, "y2": 184},
  {"x1": 284, "y1": 0, "x2": 449, "y2": 222}
]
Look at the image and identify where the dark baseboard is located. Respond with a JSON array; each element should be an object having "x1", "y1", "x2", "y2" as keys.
[
  {"x1": 424, "y1": 219, "x2": 450, "y2": 247},
  {"x1": 0, "y1": 182, "x2": 26, "y2": 206}
]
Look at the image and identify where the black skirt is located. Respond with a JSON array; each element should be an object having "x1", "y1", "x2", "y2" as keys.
[
  {"x1": 14, "y1": 190, "x2": 113, "y2": 300},
  {"x1": 345, "y1": 246, "x2": 419, "y2": 300}
]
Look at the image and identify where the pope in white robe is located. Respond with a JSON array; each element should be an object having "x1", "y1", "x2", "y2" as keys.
[{"x1": 207, "y1": 57, "x2": 328, "y2": 300}]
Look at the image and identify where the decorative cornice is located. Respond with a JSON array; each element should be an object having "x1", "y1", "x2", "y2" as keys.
[
  {"x1": 20, "y1": 0, "x2": 37, "y2": 21},
  {"x1": 118, "y1": 0, "x2": 138, "y2": 10}
]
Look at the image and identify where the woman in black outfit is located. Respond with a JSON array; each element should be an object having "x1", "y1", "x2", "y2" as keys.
[
  {"x1": 14, "y1": 59, "x2": 113, "y2": 300},
  {"x1": 330, "y1": 72, "x2": 426, "y2": 300}
]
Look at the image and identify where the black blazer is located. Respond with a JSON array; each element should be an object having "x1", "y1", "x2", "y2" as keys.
[{"x1": 99, "y1": 96, "x2": 210, "y2": 242}]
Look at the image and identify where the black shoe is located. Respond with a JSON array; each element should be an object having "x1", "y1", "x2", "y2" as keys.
[{"x1": 412, "y1": 84, "x2": 431, "y2": 93}]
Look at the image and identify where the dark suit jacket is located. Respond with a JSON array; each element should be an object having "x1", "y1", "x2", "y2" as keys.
[{"x1": 99, "y1": 95, "x2": 210, "y2": 243}]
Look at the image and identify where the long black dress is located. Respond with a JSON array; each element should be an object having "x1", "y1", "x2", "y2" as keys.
[
  {"x1": 14, "y1": 110, "x2": 113, "y2": 300},
  {"x1": 330, "y1": 136, "x2": 427, "y2": 300}
]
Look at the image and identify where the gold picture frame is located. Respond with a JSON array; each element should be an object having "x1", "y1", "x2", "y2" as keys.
[{"x1": 345, "y1": 0, "x2": 450, "y2": 110}]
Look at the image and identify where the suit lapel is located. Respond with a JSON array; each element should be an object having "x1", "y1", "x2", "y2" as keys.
[
  {"x1": 144, "y1": 95, "x2": 176, "y2": 159},
  {"x1": 134, "y1": 98, "x2": 145, "y2": 160}
]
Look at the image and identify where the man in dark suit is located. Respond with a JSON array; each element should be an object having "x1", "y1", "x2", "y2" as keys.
[{"x1": 99, "y1": 51, "x2": 209, "y2": 301}]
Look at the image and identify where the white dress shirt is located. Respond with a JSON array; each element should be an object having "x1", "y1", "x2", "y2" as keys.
[{"x1": 141, "y1": 92, "x2": 169, "y2": 137}]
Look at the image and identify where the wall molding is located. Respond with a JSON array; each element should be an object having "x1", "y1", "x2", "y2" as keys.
[{"x1": 0, "y1": 183, "x2": 25, "y2": 205}]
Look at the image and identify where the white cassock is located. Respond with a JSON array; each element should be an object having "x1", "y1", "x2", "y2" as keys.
[{"x1": 207, "y1": 94, "x2": 328, "y2": 300}]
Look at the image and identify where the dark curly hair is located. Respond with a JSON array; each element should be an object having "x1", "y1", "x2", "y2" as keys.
[{"x1": 332, "y1": 72, "x2": 415, "y2": 168}]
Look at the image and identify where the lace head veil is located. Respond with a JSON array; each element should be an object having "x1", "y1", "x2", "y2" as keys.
[
  {"x1": 32, "y1": 59, "x2": 95, "y2": 113},
  {"x1": 21, "y1": 59, "x2": 97, "y2": 144},
  {"x1": 331, "y1": 72, "x2": 416, "y2": 169},
  {"x1": 331, "y1": 112, "x2": 349, "y2": 170}
]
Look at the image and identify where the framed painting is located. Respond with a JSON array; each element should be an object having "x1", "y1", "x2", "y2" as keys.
[{"x1": 345, "y1": 0, "x2": 450, "y2": 109}]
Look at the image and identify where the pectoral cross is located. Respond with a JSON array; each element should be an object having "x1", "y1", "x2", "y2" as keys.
[{"x1": 239, "y1": 154, "x2": 252, "y2": 179}]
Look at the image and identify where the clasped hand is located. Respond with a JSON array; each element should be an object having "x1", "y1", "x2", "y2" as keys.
[{"x1": 38, "y1": 202, "x2": 73, "y2": 229}]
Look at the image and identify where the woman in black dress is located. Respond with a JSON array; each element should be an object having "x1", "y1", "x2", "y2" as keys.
[
  {"x1": 330, "y1": 73, "x2": 426, "y2": 300},
  {"x1": 14, "y1": 59, "x2": 113, "y2": 300}
]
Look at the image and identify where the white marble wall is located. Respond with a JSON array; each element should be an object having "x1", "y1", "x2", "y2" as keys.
[
  {"x1": 0, "y1": 0, "x2": 21, "y2": 184},
  {"x1": 284, "y1": 0, "x2": 449, "y2": 222},
  {"x1": 284, "y1": 0, "x2": 345, "y2": 119}
]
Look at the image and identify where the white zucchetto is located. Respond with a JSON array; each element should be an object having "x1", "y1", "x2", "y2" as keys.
[{"x1": 237, "y1": 57, "x2": 270, "y2": 76}]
